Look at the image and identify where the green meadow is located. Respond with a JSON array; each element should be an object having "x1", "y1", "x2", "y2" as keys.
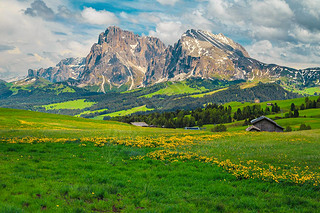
[
  {"x1": 0, "y1": 108, "x2": 320, "y2": 212},
  {"x1": 93, "y1": 105, "x2": 154, "y2": 120},
  {"x1": 226, "y1": 96, "x2": 319, "y2": 113},
  {"x1": 41, "y1": 99, "x2": 96, "y2": 110},
  {"x1": 142, "y1": 81, "x2": 207, "y2": 98},
  {"x1": 293, "y1": 86, "x2": 320, "y2": 96},
  {"x1": 76, "y1": 108, "x2": 109, "y2": 117}
]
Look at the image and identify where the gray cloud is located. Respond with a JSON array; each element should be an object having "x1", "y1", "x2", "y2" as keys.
[
  {"x1": 56, "y1": 5, "x2": 74, "y2": 19},
  {"x1": 288, "y1": 0, "x2": 320, "y2": 32},
  {"x1": 24, "y1": 0, "x2": 55, "y2": 20},
  {"x1": 53, "y1": 31, "x2": 67, "y2": 36},
  {"x1": 0, "y1": 45, "x2": 15, "y2": 52}
]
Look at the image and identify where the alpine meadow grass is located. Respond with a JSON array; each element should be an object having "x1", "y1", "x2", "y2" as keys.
[{"x1": 0, "y1": 108, "x2": 319, "y2": 212}]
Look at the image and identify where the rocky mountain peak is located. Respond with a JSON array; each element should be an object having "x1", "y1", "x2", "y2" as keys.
[
  {"x1": 79, "y1": 26, "x2": 166, "y2": 91},
  {"x1": 28, "y1": 57, "x2": 85, "y2": 83},
  {"x1": 180, "y1": 29, "x2": 249, "y2": 58},
  {"x1": 26, "y1": 26, "x2": 320, "y2": 92},
  {"x1": 98, "y1": 26, "x2": 136, "y2": 46}
]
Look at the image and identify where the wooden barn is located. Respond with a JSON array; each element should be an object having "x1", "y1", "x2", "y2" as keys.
[{"x1": 246, "y1": 116, "x2": 284, "y2": 132}]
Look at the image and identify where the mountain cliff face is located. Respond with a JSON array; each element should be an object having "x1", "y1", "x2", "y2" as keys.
[
  {"x1": 144, "y1": 29, "x2": 251, "y2": 84},
  {"x1": 28, "y1": 57, "x2": 85, "y2": 83},
  {"x1": 27, "y1": 26, "x2": 320, "y2": 92},
  {"x1": 144, "y1": 29, "x2": 320, "y2": 86},
  {"x1": 78, "y1": 26, "x2": 166, "y2": 91}
]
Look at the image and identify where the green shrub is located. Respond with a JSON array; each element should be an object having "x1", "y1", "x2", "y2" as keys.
[
  {"x1": 299, "y1": 124, "x2": 311, "y2": 130},
  {"x1": 211, "y1": 124, "x2": 227, "y2": 132},
  {"x1": 284, "y1": 126, "x2": 292, "y2": 132}
]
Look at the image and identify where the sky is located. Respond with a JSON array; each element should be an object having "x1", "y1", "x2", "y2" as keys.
[{"x1": 1, "y1": 0, "x2": 320, "y2": 81}]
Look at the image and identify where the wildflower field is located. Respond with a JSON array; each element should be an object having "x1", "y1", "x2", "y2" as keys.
[{"x1": 0, "y1": 108, "x2": 320, "y2": 212}]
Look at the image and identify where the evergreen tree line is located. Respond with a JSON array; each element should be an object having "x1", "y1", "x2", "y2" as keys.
[
  {"x1": 300, "y1": 97, "x2": 320, "y2": 110},
  {"x1": 285, "y1": 96, "x2": 320, "y2": 118},
  {"x1": 109, "y1": 102, "x2": 282, "y2": 128},
  {"x1": 234, "y1": 103, "x2": 280, "y2": 122},
  {"x1": 108, "y1": 104, "x2": 232, "y2": 128}
]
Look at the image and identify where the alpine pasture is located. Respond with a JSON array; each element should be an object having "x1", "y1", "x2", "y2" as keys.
[{"x1": 0, "y1": 108, "x2": 319, "y2": 212}]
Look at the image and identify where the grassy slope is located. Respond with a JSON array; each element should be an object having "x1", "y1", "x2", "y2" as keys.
[
  {"x1": 0, "y1": 108, "x2": 179, "y2": 138},
  {"x1": 142, "y1": 81, "x2": 207, "y2": 98},
  {"x1": 190, "y1": 81, "x2": 259, "y2": 98},
  {"x1": 75, "y1": 108, "x2": 108, "y2": 117},
  {"x1": 284, "y1": 85, "x2": 320, "y2": 96},
  {"x1": 203, "y1": 108, "x2": 320, "y2": 132},
  {"x1": 93, "y1": 105, "x2": 154, "y2": 120},
  {"x1": 227, "y1": 96, "x2": 319, "y2": 113},
  {"x1": 0, "y1": 108, "x2": 320, "y2": 212},
  {"x1": 297, "y1": 86, "x2": 320, "y2": 95},
  {"x1": 190, "y1": 87, "x2": 228, "y2": 98},
  {"x1": 40, "y1": 99, "x2": 96, "y2": 110}
]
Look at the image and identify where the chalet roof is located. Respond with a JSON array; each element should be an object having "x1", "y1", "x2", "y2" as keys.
[
  {"x1": 250, "y1": 116, "x2": 284, "y2": 129},
  {"x1": 131, "y1": 122, "x2": 149, "y2": 127},
  {"x1": 184, "y1": 127, "x2": 200, "y2": 130},
  {"x1": 246, "y1": 125, "x2": 261, "y2": 131}
]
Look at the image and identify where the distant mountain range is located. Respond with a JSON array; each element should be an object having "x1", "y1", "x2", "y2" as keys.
[
  {"x1": 27, "y1": 26, "x2": 320, "y2": 93},
  {"x1": 1, "y1": 26, "x2": 319, "y2": 118}
]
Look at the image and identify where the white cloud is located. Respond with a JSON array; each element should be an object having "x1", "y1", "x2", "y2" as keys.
[
  {"x1": 1, "y1": 0, "x2": 320, "y2": 80},
  {"x1": 250, "y1": 0, "x2": 293, "y2": 27},
  {"x1": 8, "y1": 47, "x2": 22, "y2": 55},
  {"x1": 157, "y1": 0, "x2": 179, "y2": 6},
  {"x1": 246, "y1": 40, "x2": 320, "y2": 69},
  {"x1": 81, "y1": 7, "x2": 119, "y2": 26},
  {"x1": 289, "y1": 25, "x2": 320, "y2": 44},
  {"x1": 183, "y1": 9, "x2": 214, "y2": 31},
  {"x1": 205, "y1": 0, "x2": 320, "y2": 68},
  {"x1": 208, "y1": 0, "x2": 294, "y2": 39},
  {"x1": 149, "y1": 21, "x2": 186, "y2": 45},
  {"x1": 0, "y1": 0, "x2": 101, "y2": 80}
]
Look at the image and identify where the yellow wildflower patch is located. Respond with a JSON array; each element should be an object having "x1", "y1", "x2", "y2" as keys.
[{"x1": 1, "y1": 131, "x2": 319, "y2": 187}]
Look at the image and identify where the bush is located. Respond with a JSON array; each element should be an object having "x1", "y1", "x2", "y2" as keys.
[
  {"x1": 211, "y1": 124, "x2": 227, "y2": 132},
  {"x1": 299, "y1": 124, "x2": 311, "y2": 130},
  {"x1": 284, "y1": 126, "x2": 292, "y2": 132}
]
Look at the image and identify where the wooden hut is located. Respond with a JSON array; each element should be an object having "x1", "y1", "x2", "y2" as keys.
[{"x1": 246, "y1": 116, "x2": 284, "y2": 132}]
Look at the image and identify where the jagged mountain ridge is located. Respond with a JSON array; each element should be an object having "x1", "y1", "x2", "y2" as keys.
[
  {"x1": 27, "y1": 26, "x2": 320, "y2": 91},
  {"x1": 28, "y1": 57, "x2": 86, "y2": 83},
  {"x1": 78, "y1": 26, "x2": 166, "y2": 92}
]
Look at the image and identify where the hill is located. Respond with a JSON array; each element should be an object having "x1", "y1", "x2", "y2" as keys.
[{"x1": 0, "y1": 78, "x2": 302, "y2": 118}]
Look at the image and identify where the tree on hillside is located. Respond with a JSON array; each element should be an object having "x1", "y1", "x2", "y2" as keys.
[
  {"x1": 284, "y1": 126, "x2": 292, "y2": 132},
  {"x1": 299, "y1": 124, "x2": 311, "y2": 130},
  {"x1": 265, "y1": 107, "x2": 270, "y2": 115},
  {"x1": 272, "y1": 103, "x2": 280, "y2": 113}
]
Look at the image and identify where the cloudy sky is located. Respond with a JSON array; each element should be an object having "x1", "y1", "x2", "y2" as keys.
[{"x1": 1, "y1": 0, "x2": 320, "y2": 80}]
